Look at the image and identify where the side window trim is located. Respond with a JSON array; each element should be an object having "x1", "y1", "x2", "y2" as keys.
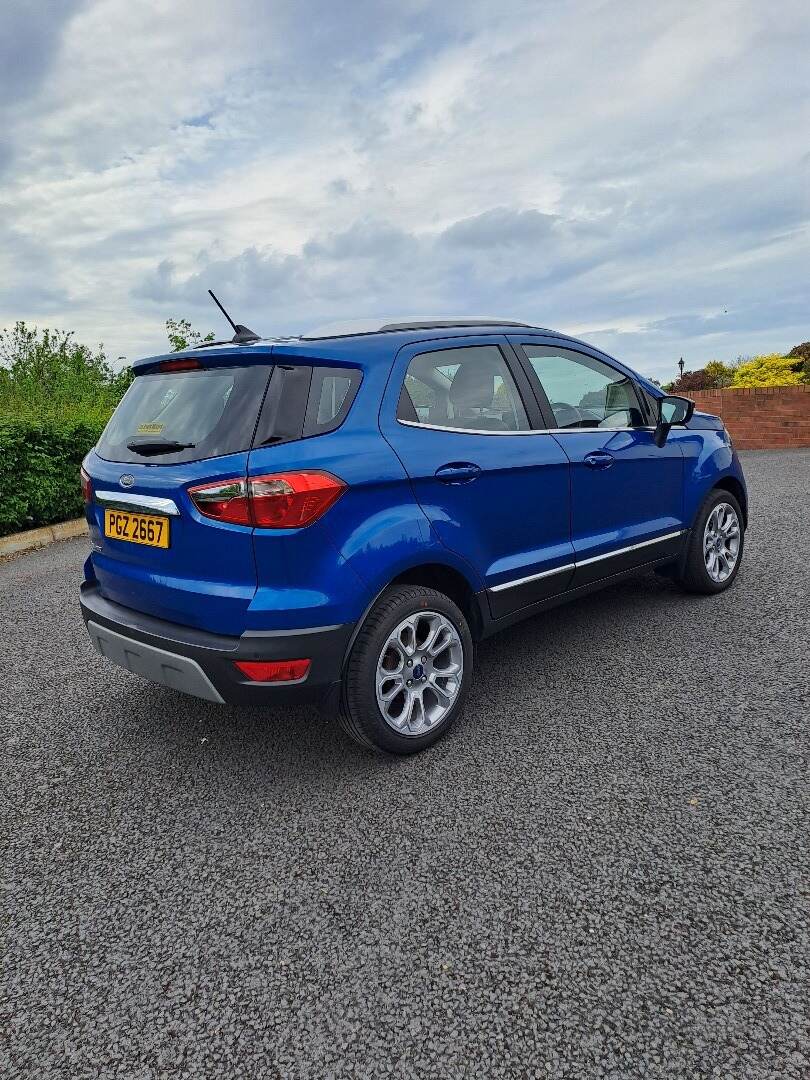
[
  {"x1": 511, "y1": 341, "x2": 651, "y2": 431},
  {"x1": 504, "y1": 340, "x2": 556, "y2": 429},
  {"x1": 253, "y1": 364, "x2": 311, "y2": 447},
  {"x1": 640, "y1": 387, "x2": 660, "y2": 426},
  {"x1": 500, "y1": 341, "x2": 546, "y2": 429},
  {"x1": 395, "y1": 339, "x2": 545, "y2": 435},
  {"x1": 253, "y1": 364, "x2": 362, "y2": 446},
  {"x1": 303, "y1": 366, "x2": 362, "y2": 437}
]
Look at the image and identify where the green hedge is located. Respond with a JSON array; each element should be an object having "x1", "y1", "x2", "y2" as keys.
[{"x1": 0, "y1": 418, "x2": 105, "y2": 536}]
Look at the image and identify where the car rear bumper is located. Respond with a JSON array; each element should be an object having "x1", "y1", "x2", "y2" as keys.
[{"x1": 80, "y1": 581, "x2": 353, "y2": 708}]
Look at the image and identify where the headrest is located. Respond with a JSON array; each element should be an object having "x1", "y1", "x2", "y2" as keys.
[{"x1": 449, "y1": 362, "x2": 498, "y2": 409}]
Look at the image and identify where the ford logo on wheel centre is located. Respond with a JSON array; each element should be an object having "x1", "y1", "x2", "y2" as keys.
[{"x1": 119, "y1": 474, "x2": 135, "y2": 489}]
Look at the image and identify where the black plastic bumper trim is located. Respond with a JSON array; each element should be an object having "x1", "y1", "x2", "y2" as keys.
[{"x1": 80, "y1": 581, "x2": 353, "y2": 707}]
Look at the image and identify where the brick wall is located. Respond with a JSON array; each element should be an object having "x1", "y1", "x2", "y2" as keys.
[{"x1": 687, "y1": 385, "x2": 810, "y2": 450}]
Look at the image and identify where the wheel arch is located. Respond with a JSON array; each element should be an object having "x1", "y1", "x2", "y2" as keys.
[
  {"x1": 711, "y1": 475, "x2": 748, "y2": 527},
  {"x1": 387, "y1": 562, "x2": 483, "y2": 639},
  {"x1": 342, "y1": 560, "x2": 485, "y2": 672}
]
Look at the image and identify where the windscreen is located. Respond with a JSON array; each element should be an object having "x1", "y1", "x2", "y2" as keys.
[{"x1": 96, "y1": 365, "x2": 272, "y2": 464}]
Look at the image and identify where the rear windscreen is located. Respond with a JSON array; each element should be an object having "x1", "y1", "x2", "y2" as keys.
[{"x1": 96, "y1": 365, "x2": 272, "y2": 464}]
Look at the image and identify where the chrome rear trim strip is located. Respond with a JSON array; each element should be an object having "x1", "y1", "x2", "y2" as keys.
[
  {"x1": 489, "y1": 562, "x2": 575, "y2": 593},
  {"x1": 490, "y1": 530, "x2": 686, "y2": 592},
  {"x1": 95, "y1": 490, "x2": 181, "y2": 516}
]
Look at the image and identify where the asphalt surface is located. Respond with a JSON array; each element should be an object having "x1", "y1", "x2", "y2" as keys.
[{"x1": 2, "y1": 449, "x2": 808, "y2": 1079}]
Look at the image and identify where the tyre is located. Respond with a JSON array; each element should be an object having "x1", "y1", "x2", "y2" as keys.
[
  {"x1": 339, "y1": 585, "x2": 473, "y2": 754},
  {"x1": 676, "y1": 488, "x2": 745, "y2": 594}
]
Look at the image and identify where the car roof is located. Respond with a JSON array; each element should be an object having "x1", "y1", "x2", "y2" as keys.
[
  {"x1": 131, "y1": 319, "x2": 661, "y2": 397},
  {"x1": 133, "y1": 318, "x2": 554, "y2": 370}
]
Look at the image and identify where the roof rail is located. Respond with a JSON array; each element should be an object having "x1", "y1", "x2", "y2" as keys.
[{"x1": 302, "y1": 316, "x2": 539, "y2": 340}]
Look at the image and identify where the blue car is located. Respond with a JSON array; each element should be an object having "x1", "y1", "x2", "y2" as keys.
[{"x1": 80, "y1": 316, "x2": 747, "y2": 754}]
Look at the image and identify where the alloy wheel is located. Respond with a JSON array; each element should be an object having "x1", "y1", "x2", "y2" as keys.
[
  {"x1": 703, "y1": 502, "x2": 741, "y2": 583},
  {"x1": 375, "y1": 611, "x2": 464, "y2": 736}
]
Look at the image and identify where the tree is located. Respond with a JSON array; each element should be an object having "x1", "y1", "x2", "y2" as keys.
[
  {"x1": 703, "y1": 360, "x2": 735, "y2": 388},
  {"x1": 166, "y1": 318, "x2": 215, "y2": 352},
  {"x1": 670, "y1": 368, "x2": 713, "y2": 392},
  {"x1": 785, "y1": 342, "x2": 810, "y2": 384},
  {"x1": 730, "y1": 354, "x2": 804, "y2": 388},
  {"x1": 670, "y1": 360, "x2": 735, "y2": 393},
  {"x1": 0, "y1": 321, "x2": 132, "y2": 420}
]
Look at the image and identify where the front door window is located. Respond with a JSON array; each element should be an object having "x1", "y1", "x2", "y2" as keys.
[{"x1": 523, "y1": 346, "x2": 645, "y2": 429}]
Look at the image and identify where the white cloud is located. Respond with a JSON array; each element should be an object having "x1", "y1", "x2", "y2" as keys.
[{"x1": 0, "y1": 0, "x2": 808, "y2": 379}]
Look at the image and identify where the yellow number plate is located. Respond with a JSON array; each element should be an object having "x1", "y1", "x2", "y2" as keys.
[{"x1": 104, "y1": 509, "x2": 170, "y2": 548}]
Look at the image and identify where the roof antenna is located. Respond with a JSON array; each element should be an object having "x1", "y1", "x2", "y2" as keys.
[{"x1": 207, "y1": 289, "x2": 260, "y2": 344}]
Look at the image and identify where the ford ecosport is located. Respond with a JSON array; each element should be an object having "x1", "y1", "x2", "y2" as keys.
[{"x1": 80, "y1": 317, "x2": 747, "y2": 754}]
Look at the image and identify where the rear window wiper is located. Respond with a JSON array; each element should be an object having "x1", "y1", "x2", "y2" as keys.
[{"x1": 126, "y1": 438, "x2": 196, "y2": 456}]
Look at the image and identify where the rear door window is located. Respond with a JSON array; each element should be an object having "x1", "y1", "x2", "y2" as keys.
[
  {"x1": 96, "y1": 365, "x2": 272, "y2": 464},
  {"x1": 396, "y1": 345, "x2": 530, "y2": 431}
]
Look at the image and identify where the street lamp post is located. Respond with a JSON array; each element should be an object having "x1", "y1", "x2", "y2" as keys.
[{"x1": 678, "y1": 357, "x2": 685, "y2": 380}]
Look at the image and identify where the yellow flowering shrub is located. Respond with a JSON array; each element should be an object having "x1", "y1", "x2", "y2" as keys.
[{"x1": 730, "y1": 354, "x2": 804, "y2": 388}]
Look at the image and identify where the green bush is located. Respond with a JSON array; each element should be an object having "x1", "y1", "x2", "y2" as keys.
[
  {"x1": 0, "y1": 316, "x2": 217, "y2": 536},
  {"x1": 0, "y1": 418, "x2": 105, "y2": 536},
  {"x1": 0, "y1": 321, "x2": 135, "y2": 535},
  {"x1": 0, "y1": 321, "x2": 132, "y2": 424}
]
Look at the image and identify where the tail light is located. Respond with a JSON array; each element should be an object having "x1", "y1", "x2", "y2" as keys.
[
  {"x1": 250, "y1": 472, "x2": 345, "y2": 527},
  {"x1": 187, "y1": 478, "x2": 251, "y2": 525},
  {"x1": 80, "y1": 466, "x2": 93, "y2": 503},
  {"x1": 188, "y1": 471, "x2": 345, "y2": 528}
]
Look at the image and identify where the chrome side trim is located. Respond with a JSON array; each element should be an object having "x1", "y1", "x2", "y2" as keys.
[
  {"x1": 397, "y1": 420, "x2": 662, "y2": 436},
  {"x1": 489, "y1": 530, "x2": 686, "y2": 593},
  {"x1": 489, "y1": 562, "x2": 575, "y2": 593},
  {"x1": 95, "y1": 490, "x2": 181, "y2": 516},
  {"x1": 398, "y1": 419, "x2": 548, "y2": 436},
  {"x1": 545, "y1": 427, "x2": 657, "y2": 434},
  {"x1": 575, "y1": 530, "x2": 686, "y2": 567}
]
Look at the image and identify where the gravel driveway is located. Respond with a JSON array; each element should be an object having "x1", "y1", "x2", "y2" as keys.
[{"x1": 2, "y1": 449, "x2": 808, "y2": 1079}]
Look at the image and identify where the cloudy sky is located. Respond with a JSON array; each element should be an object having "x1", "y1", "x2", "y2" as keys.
[{"x1": 1, "y1": 0, "x2": 808, "y2": 380}]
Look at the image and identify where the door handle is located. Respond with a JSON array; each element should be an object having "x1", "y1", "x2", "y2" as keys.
[
  {"x1": 435, "y1": 462, "x2": 481, "y2": 485},
  {"x1": 584, "y1": 451, "x2": 614, "y2": 469}
]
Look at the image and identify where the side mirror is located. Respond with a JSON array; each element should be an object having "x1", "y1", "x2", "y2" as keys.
[{"x1": 654, "y1": 395, "x2": 694, "y2": 446}]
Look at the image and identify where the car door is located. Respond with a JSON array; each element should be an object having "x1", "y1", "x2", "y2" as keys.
[
  {"x1": 509, "y1": 338, "x2": 686, "y2": 587},
  {"x1": 380, "y1": 337, "x2": 575, "y2": 618}
]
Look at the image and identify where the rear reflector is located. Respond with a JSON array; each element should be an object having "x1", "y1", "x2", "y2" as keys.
[
  {"x1": 80, "y1": 466, "x2": 92, "y2": 503},
  {"x1": 156, "y1": 358, "x2": 202, "y2": 372},
  {"x1": 189, "y1": 470, "x2": 345, "y2": 528},
  {"x1": 234, "y1": 659, "x2": 311, "y2": 682}
]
